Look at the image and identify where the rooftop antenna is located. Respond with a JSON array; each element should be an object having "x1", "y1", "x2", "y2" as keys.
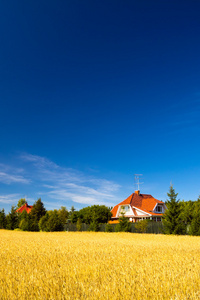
[{"x1": 134, "y1": 174, "x2": 143, "y2": 191}]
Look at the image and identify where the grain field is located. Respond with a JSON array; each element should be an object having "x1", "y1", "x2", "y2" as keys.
[{"x1": 0, "y1": 230, "x2": 200, "y2": 300}]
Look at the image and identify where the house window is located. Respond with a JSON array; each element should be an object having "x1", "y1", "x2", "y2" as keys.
[
  {"x1": 121, "y1": 206, "x2": 130, "y2": 213},
  {"x1": 155, "y1": 205, "x2": 162, "y2": 213}
]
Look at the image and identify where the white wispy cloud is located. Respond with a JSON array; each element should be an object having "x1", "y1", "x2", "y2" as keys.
[
  {"x1": 0, "y1": 194, "x2": 20, "y2": 204},
  {"x1": 0, "y1": 163, "x2": 30, "y2": 185},
  {"x1": 20, "y1": 153, "x2": 121, "y2": 207},
  {"x1": 20, "y1": 153, "x2": 59, "y2": 169}
]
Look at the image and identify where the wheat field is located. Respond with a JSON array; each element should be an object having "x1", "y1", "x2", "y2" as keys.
[{"x1": 0, "y1": 230, "x2": 200, "y2": 300}]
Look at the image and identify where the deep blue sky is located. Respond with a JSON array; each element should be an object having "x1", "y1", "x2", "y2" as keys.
[{"x1": 0, "y1": 0, "x2": 200, "y2": 212}]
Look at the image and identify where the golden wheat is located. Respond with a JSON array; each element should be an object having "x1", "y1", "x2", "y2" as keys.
[{"x1": 0, "y1": 230, "x2": 200, "y2": 300}]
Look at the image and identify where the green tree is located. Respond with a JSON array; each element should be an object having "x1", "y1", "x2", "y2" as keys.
[
  {"x1": 39, "y1": 210, "x2": 63, "y2": 232},
  {"x1": 18, "y1": 210, "x2": 31, "y2": 231},
  {"x1": 17, "y1": 198, "x2": 26, "y2": 209},
  {"x1": 39, "y1": 213, "x2": 49, "y2": 232},
  {"x1": 135, "y1": 219, "x2": 149, "y2": 233},
  {"x1": 88, "y1": 220, "x2": 100, "y2": 232},
  {"x1": 190, "y1": 197, "x2": 200, "y2": 236},
  {"x1": 78, "y1": 205, "x2": 112, "y2": 225},
  {"x1": 6, "y1": 206, "x2": 19, "y2": 230},
  {"x1": 105, "y1": 223, "x2": 113, "y2": 232},
  {"x1": 163, "y1": 186, "x2": 185, "y2": 235},
  {"x1": 179, "y1": 200, "x2": 195, "y2": 230},
  {"x1": 46, "y1": 210, "x2": 63, "y2": 231},
  {"x1": 0, "y1": 209, "x2": 7, "y2": 229},
  {"x1": 30, "y1": 198, "x2": 46, "y2": 221},
  {"x1": 71, "y1": 211, "x2": 79, "y2": 223},
  {"x1": 29, "y1": 198, "x2": 46, "y2": 231},
  {"x1": 69, "y1": 206, "x2": 75, "y2": 217},
  {"x1": 58, "y1": 206, "x2": 69, "y2": 226},
  {"x1": 115, "y1": 213, "x2": 131, "y2": 232},
  {"x1": 76, "y1": 218, "x2": 82, "y2": 231}
]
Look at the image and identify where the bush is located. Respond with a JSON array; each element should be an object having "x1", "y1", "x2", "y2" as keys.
[
  {"x1": 115, "y1": 215, "x2": 131, "y2": 232},
  {"x1": 39, "y1": 211, "x2": 63, "y2": 232},
  {"x1": 105, "y1": 223, "x2": 113, "y2": 232},
  {"x1": 76, "y1": 218, "x2": 82, "y2": 231},
  {"x1": 135, "y1": 219, "x2": 149, "y2": 233},
  {"x1": 39, "y1": 214, "x2": 49, "y2": 232},
  {"x1": 47, "y1": 211, "x2": 63, "y2": 231},
  {"x1": 88, "y1": 221, "x2": 100, "y2": 232},
  {"x1": 19, "y1": 219, "x2": 30, "y2": 231}
]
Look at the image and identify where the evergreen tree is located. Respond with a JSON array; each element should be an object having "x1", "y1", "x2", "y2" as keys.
[
  {"x1": 39, "y1": 210, "x2": 63, "y2": 232},
  {"x1": 29, "y1": 198, "x2": 46, "y2": 231},
  {"x1": 39, "y1": 213, "x2": 49, "y2": 232},
  {"x1": 30, "y1": 198, "x2": 46, "y2": 221},
  {"x1": 0, "y1": 209, "x2": 7, "y2": 229},
  {"x1": 69, "y1": 206, "x2": 75, "y2": 217},
  {"x1": 115, "y1": 213, "x2": 131, "y2": 232},
  {"x1": 18, "y1": 210, "x2": 31, "y2": 231},
  {"x1": 46, "y1": 210, "x2": 63, "y2": 231},
  {"x1": 6, "y1": 206, "x2": 19, "y2": 230},
  {"x1": 190, "y1": 197, "x2": 200, "y2": 236},
  {"x1": 76, "y1": 218, "x2": 82, "y2": 231},
  {"x1": 179, "y1": 200, "x2": 195, "y2": 227},
  {"x1": 163, "y1": 186, "x2": 185, "y2": 235},
  {"x1": 17, "y1": 198, "x2": 26, "y2": 209},
  {"x1": 58, "y1": 206, "x2": 69, "y2": 226}
]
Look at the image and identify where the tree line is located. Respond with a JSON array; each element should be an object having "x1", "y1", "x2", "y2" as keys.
[
  {"x1": 0, "y1": 199, "x2": 112, "y2": 232},
  {"x1": 0, "y1": 185, "x2": 200, "y2": 234},
  {"x1": 162, "y1": 185, "x2": 200, "y2": 235}
]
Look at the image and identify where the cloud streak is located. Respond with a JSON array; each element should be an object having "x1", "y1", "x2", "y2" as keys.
[
  {"x1": 19, "y1": 153, "x2": 121, "y2": 207},
  {"x1": 0, "y1": 164, "x2": 30, "y2": 185},
  {"x1": 0, "y1": 194, "x2": 21, "y2": 204}
]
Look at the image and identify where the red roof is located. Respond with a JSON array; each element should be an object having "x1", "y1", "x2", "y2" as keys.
[
  {"x1": 16, "y1": 203, "x2": 33, "y2": 214},
  {"x1": 111, "y1": 191, "x2": 164, "y2": 218}
]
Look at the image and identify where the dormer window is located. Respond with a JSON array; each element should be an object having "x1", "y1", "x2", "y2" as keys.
[
  {"x1": 120, "y1": 205, "x2": 130, "y2": 214},
  {"x1": 155, "y1": 205, "x2": 162, "y2": 213}
]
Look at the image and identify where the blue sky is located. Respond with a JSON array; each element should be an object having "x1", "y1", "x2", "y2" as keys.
[{"x1": 0, "y1": 0, "x2": 200, "y2": 212}]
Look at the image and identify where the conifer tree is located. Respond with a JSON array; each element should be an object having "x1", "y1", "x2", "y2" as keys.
[
  {"x1": 0, "y1": 209, "x2": 6, "y2": 229},
  {"x1": 6, "y1": 206, "x2": 19, "y2": 230},
  {"x1": 18, "y1": 210, "x2": 31, "y2": 231},
  {"x1": 29, "y1": 198, "x2": 46, "y2": 231},
  {"x1": 115, "y1": 212, "x2": 131, "y2": 232},
  {"x1": 190, "y1": 197, "x2": 200, "y2": 236},
  {"x1": 17, "y1": 198, "x2": 26, "y2": 209},
  {"x1": 30, "y1": 198, "x2": 46, "y2": 221},
  {"x1": 163, "y1": 185, "x2": 185, "y2": 235}
]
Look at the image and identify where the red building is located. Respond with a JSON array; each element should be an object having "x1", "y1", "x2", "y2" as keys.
[{"x1": 16, "y1": 203, "x2": 33, "y2": 214}]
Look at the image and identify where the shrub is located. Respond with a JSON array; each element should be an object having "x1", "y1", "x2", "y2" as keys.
[
  {"x1": 115, "y1": 214, "x2": 131, "y2": 232},
  {"x1": 135, "y1": 219, "x2": 149, "y2": 233},
  {"x1": 88, "y1": 221, "x2": 100, "y2": 232},
  {"x1": 105, "y1": 223, "x2": 113, "y2": 232},
  {"x1": 76, "y1": 218, "x2": 82, "y2": 231},
  {"x1": 39, "y1": 214, "x2": 49, "y2": 232},
  {"x1": 19, "y1": 219, "x2": 30, "y2": 231}
]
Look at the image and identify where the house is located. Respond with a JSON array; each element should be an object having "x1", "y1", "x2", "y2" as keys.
[
  {"x1": 16, "y1": 202, "x2": 33, "y2": 214},
  {"x1": 110, "y1": 190, "x2": 166, "y2": 223}
]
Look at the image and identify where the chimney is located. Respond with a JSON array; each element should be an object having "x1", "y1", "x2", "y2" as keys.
[{"x1": 135, "y1": 190, "x2": 140, "y2": 195}]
